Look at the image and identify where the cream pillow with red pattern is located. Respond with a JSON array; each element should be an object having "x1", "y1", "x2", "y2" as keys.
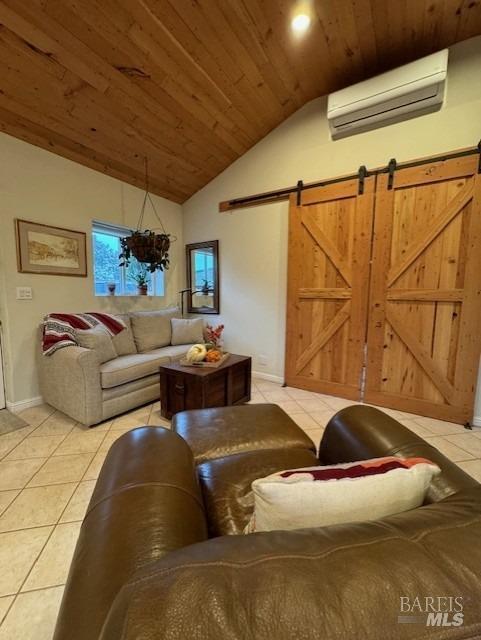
[{"x1": 245, "y1": 456, "x2": 440, "y2": 533}]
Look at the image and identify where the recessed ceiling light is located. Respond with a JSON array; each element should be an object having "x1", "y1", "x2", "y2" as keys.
[{"x1": 291, "y1": 13, "x2": 311, "y2": 33}]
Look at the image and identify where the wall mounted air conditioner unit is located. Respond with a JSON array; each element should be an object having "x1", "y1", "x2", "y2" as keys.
[{"x1": 327, "y1": 49, "x2": 448, "y2": 139}]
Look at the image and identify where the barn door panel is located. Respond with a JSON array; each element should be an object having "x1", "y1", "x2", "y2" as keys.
[
  {"x1": 365, "y1": 155, "x2": 481, "y2": 424},
  {"x1": 285, "y1": 176, "x2": 375, "y2": 399}
]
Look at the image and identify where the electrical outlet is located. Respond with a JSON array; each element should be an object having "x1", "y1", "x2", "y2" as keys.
[
  {"x1": 16, "y1": 287, "x2": 33, "y2": 300},
  {"x1": 258, "y1": 354, "x2": 268, "y2": 367}
]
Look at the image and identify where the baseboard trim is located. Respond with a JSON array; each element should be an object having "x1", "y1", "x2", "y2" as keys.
[
  {"x1": 252, "y1": 371, "x2": 284, "y2": 384},
  {"x1": 472, "y1": 416, "x2": 481, "y2": 428},
  {"x1": 6, "y1": 396, "x2": 43, "y2": 413}
]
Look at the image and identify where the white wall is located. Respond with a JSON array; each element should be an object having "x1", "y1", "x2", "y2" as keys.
[
  {"x1": 0, "y1": 134, "x2": 183, "y2": 406},
  {"x1": 183, "y1": 36, "x2": 481, "y2": 415}
]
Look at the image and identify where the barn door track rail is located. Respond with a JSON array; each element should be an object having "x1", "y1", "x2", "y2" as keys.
[{"x1": 219, "y1": 141, "x2": 481, "y2": 212}]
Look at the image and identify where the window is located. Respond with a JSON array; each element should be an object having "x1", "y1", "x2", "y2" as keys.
[{"x1": 92, "y1": 221, "x2": 164, "y2": 296}]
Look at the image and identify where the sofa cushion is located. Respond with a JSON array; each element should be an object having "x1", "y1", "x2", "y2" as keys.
[
  {"x1": 198, "y1": 447, "x2": 319, "y2": 537},
  {"x1": 111, "y1": 315, "x2": 137, "y2": 356},
  {"x1": 130, "y1": 308, "x2": 180, "y2": 352},
  {"x1": 171, "y1": 318, "x2": 204, "y2": 346},
  {"x1": 173, "y1": 404, "x2": 316, "y2": 465},
  {"x1": 148, "y1": 344, "x2": 194, "y2": 362},
  {"x1": 75, "y1": 326, "x2": 117, "y2": 364},
  {"x1": 101, "y1": 374, "x2": 160, "y2": 401},
  {"x1": 100, "y1": 353, "x2": 170, "y2": 388}
]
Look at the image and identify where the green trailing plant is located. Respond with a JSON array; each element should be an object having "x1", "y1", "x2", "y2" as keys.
[{"x1": 119, "y1": 230, "x2": 170, "y2": 273}]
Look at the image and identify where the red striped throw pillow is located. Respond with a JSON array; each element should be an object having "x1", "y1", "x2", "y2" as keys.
[{"x1": 245, "y1": 457, "x2": 440, "y2": 533}]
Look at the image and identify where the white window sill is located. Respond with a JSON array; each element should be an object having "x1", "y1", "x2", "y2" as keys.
[{"x1": 94, "y1": 294, "x2": 164, "y2": 298}]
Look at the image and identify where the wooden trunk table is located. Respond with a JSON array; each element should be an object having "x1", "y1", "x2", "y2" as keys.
[{"x1": 159, "y1": 354, "x2": 252, "y2": 419}]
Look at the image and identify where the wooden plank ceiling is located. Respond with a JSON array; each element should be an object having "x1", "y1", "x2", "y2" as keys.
[{"x1": 0, "y1": 1, "x2": 480, "y2": 203}]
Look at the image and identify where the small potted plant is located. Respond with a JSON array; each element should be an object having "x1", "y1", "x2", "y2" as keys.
[
  {"x1": 201, "y1": 279, "x2": 212, "y2": 295},
  {"x1": 128, "y1": 263, "x2": 150, "y2": 296}
]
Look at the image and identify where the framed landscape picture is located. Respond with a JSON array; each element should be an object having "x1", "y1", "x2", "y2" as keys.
[{"x1": 15, "y1": 219, "x2": 87, "y2": 277}]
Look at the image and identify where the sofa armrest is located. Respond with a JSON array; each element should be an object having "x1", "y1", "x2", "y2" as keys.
[
  {"x1": 38, "y1": 346, "x2": 102, "y2": 425},
  {"x1": 54, "y1": 426, "x2": 208, "y2": 640},
  {"x1": 319, "y1": 405, "x2": 478, "y2": 502}
]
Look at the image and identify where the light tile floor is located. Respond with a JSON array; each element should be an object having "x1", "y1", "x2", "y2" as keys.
[{"x1": 1, "y1": 380, "x2": 480, "y2": 639}]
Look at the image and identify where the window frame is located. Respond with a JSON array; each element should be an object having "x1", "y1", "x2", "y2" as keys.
[{"x1": 92, "y1": 220, "x2": 165, "y2": 297}]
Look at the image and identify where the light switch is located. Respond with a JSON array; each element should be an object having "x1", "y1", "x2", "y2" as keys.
[{"x1": 16, "y1": 287, "x2": 33, "y2": 300}]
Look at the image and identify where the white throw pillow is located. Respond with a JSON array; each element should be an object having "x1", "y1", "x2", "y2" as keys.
[
  {"x1": 245, "y1": 456, "x2": 441, "y2": 533},
  {"x1": 75, "y1": 325, "x2": 117, "y2": 364},
  {"x1": 171, "y1": 318, "x2": 204, "y2": 346}
]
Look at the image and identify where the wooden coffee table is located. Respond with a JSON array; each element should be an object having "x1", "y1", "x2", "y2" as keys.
[{"x1": 159, "y1": 354, "x2": 252, "y2": 419}]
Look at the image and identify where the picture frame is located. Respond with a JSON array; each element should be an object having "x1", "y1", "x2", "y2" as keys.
[{"x1": 15, "y1": 218, "x2": 87, "y2": 277}]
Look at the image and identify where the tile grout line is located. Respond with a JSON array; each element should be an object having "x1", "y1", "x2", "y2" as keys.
[
  {"x1": 0, "y1": 415, "x2": 77, "y2": 512},
  {"x1": 0, "y1": 411, "x2": 114, "y2": 615},
  {"x1": 1, "y1": 416, "x2": 111, "y2": 622},
  {"x1": 0, "y1": 409, "x2": 56, "y2": 462}
]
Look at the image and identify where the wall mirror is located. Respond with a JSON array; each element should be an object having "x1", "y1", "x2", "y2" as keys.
[{"x1": 186, "y1": 240, "x2": 219, "y2": 314}]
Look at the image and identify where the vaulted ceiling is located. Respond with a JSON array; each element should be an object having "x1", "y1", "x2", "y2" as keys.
[{"x1": 0, "y1": 1, "x2": 480, "y2": 203}]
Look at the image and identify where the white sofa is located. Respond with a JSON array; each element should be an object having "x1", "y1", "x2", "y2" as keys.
[{"x1": 38, "y1": 308, "x2": 196, "y2": 426}]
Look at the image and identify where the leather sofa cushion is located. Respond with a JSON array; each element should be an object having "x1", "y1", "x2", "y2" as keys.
[
  {"x1": 173, "y1": 404, "x2": 316, "y2": 465},
  {"x1": 130, "y1": 308, "x2": 180, "y2": 352},
  {"x1": 198, "y1": 447, "x2": 319, "y2": 536},
  {"x1": 100, "y1": 345, "x2": 193, "y2": 389},
  {"x1": 111, "y1": 315, "x2": 137, "y2": 356}
]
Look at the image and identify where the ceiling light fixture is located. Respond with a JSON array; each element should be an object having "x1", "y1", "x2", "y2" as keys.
[{"x1": 291, "y1": 13, "x2": 311, "y2": 33}]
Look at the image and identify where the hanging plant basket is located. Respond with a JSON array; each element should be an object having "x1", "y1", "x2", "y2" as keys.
[
  {"x1": 118, "y1": 158, "x2": 176, "y2": 273},
  {"x1": 119, "y1": 230, "x2": 171, "y2": 273}
]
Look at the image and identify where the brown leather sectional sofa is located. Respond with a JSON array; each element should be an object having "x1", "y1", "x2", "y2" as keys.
[{"x1": 54, "y1": 404, "x2": 481, "y2": 640}]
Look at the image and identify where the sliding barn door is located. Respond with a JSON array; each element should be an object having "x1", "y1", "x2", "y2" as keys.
[
  {"x1": 365, "y1": 155, "x2": 481, "y2": 423},
  {"x1": 285, "y1": 177, "x2": 375, "y2": 399}
]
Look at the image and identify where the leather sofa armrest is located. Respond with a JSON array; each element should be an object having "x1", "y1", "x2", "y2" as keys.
[
  {"x1": 53, "y1": 427, "x2": 208, "y2": 640},
  {"x1": 37, "y1": 345, "x2": 102, "y2": 425},
  {"x1": 319, "y1": 405, "x2": 478, "y2": 502}
]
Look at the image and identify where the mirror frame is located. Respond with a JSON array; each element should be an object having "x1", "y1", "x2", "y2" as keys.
[{"x1": 186, "y1": 240, "x2": 220, "y2": 315}]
